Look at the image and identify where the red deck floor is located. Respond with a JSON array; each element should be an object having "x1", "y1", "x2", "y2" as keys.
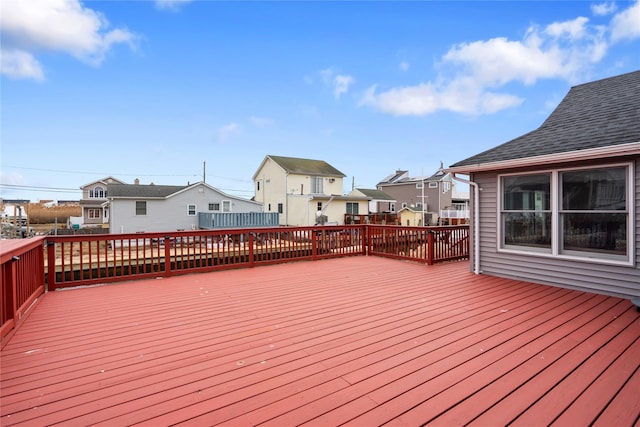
[{"x1": 1, "y1": 257, "x2": 639, "y2": 426}]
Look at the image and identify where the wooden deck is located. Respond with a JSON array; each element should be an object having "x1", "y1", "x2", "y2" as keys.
[{"x1": 1, "y1": 257, "x2": 639, "y2": 426}]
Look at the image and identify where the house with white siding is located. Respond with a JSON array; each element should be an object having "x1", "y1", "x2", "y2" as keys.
[
  {"x1": 107, "y1": 181, "x2": 263, "y2": 234},
  {"x1": 253, "y1": 155, "x2": 369, "y2": 226},
  {"x1": 448, "y1": 70, "x2": 640, "y2": 298}
]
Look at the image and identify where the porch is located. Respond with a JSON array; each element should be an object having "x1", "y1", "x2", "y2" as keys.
[{"x1": 2, "y1": 257, "x2": 639, "y2": 426}]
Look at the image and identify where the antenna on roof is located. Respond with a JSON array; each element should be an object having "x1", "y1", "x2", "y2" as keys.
[{"x1": 203, "y1": 161, "x2": 206, "y2": 183}]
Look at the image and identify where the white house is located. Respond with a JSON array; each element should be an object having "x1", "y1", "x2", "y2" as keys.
[
  {"x1": 253, "y1": 155, "x2": 369, "y2": 226},
  {"x1": 108, "y1": 181, "x2": 263, "y2": 234}
]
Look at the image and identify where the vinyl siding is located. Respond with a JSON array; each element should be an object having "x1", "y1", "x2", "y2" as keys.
[
  {"x1": 473, "y1": 157, "x2": 640, "y2": 298},
  {"x1": 109, "y1": 186, "x2": 261, "y2": 234}
]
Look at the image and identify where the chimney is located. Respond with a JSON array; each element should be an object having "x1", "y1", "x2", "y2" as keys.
[{"x1": 134, "y1": 178, "x2": 140, "y2": 185}]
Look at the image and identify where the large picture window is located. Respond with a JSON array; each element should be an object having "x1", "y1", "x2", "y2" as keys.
[
  {"x1": 560, "y1": 167, "x2": 627, "y2": 257},
  {"x1": 502, "y1": 174, "x2": 551, "y2": 250},
  {"x1": 500, "y1": 164, "x2": 632, "y2": 263}
]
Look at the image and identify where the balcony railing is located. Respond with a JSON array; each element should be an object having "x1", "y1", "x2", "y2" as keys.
[{"x1": 1, "y1": 224, "x2": 468, "y2": 346}]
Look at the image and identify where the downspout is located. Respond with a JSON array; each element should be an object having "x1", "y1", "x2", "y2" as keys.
[{"x1": 452, "y1": 173, "x2": 480, "y2": 274}]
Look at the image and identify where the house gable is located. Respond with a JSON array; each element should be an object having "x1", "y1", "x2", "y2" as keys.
[{"x1": 451, "y1": 70, "x2": 640, "y2": 169}]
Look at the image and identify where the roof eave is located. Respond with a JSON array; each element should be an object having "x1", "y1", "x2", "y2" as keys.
[{"x1": 447, "y1": 141, "x2": 640, "y2": 174}]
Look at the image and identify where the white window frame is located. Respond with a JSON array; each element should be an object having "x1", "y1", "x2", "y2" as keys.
[
  {"x1": 222, "y1": 200, "x2": 231, "y2": 213},
  {"x1": 311, "y1": 176, "x2": 323, "y2": 194},
  {"x1": 498, "y1": 162, "x2": 634, "y2": 266},
  {"x1": 416, "y1": 182, "x2": 424, "y2": 189},
  {"x1": 429, "y1": 182, "x2": 438, "y2": 189},
  {"x1": 88, "y1": 209, "x2": 101, "y2": 219},
  {"x1": 187, "y1": 204, "x2": 196, "y2": 216}
]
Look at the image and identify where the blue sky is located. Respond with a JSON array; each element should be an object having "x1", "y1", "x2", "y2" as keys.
[{"x1": 1, "y1": 0, "x2": 639, "y2": 201}]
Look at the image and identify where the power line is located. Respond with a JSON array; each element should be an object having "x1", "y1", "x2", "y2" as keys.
[{"x1": 1, "y1": 165, "x2": 254, "y2": 183}]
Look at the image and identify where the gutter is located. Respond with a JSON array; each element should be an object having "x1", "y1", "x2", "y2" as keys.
[
  {"x1": 451, "y1": 173, "x2": 480, "y2": 275},
  {"x1": 447, "y1": 141, "x2": 640, "y2": 174}
]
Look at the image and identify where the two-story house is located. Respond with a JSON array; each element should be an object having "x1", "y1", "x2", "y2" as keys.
[
  {"x1": 253, "y1": 155, "x2": 369, "y2": 226},
  {"x1": 79, "y1": 176, "x2": 126, "y2": 228},
  {"x1": 376, "y1": 163, "x2": 469, "y2": 225}
]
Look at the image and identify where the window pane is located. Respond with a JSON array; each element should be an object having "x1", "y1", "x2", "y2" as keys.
[
  {"x1": 562, "y1": 167, "x2": 626, "y2": 210},
  {"x1": 503, "y1": 174, "x2": 550, "y2": 210},
  {"x1": 136, "y1": 201, "x2": 146, "y2": 215},
  {"x1": 503, "y1": 212, "x2": 551, "y2": 248},
  {"x1": 562, "y1": 213, "x2": 627, "y2": 255}
]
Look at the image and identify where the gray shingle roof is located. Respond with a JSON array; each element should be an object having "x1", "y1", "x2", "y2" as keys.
[
  {"x1": 451, "y1": 70, "x2": 640, "y2": 168},
  {"x1": 355, "y1": 188, "x2": 395, "y2": 201},
  {"x1": 108, "y1": 184, "x2": 188, "y2": 198},
  {"x1": 268, "y1": 155, "x2": 346, "y2": 177}
]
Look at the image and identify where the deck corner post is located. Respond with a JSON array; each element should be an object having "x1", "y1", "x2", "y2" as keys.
[{"x1": 427, "y1": 230, "x2": 435, "y2": 265}]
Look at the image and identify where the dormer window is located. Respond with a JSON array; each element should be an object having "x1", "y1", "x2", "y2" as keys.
[{"x1": 90, "y1": 186, "x2": 106, "y2": 198}]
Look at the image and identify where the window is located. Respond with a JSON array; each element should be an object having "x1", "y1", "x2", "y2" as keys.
[
  {"x1": 256, "y1": 181, "x2": 260, "y2": 191},
  {"x1": 442, "y1": 181, "x2": 451, "y2": 193},
  {"x1": 416, "y1": 182, "x2": 424, "y2": 189},
  {"x1": 187, "y1": 204, "x2": 196, "y2": 216},
  {"x1": 278, "y1": 203, "x2": 283, "y2": 214},
  {"x1": 560, "y1": 167, "x2": 627, "y2": 257},
  {"x1": 390, "y1": 203, "x2": 396, "y2": 212},
  {"x1": 429, "y1": 182, "x2": 438, "y2": 189},
  {"x1": 222, "y1": 200, "x2": 231, "y2": 212},
  {"x1": 311, "y1": 177, "x2": 323, "y2": 194},
  {"x1": 135, "y1": 201, "x2": 147, "y2": 216},
  {"x1": 90, "y1": 186, "x2": 106, "y2": 198},
  {"x1": 317, "y1": 202, "x2": 323, "y2": 211},
  {"x1": 346, "y1": 202, "x2": 359, "y2": 214},
  {"x1": 88, "y1": 209, "x2": 101, "y2": 219},
  {"x1": 402, "y1": 203, "x2": 408, "y2": 209},
  {"x1": 501, "y1": 173, "x2": 551, "y2": 250},
  {"x1": 209, "y1": 203, "x2": 220, "y2": 211},
  {"x1": 500, "y1": 164, "x2": 632, "y2": 263}
]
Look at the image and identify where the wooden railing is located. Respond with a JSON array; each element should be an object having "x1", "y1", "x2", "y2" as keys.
[
  {"x1": 368, "y1": 225, "x2": 469, "y2": 264},
  {"x1": 1, "y1": 237, "x2": 46, "y2": 348},
  {"x1": 1, "y1": 224, "x2": 468, "y2": 344}
]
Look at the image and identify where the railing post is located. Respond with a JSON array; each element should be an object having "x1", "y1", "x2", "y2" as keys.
[
  {"x1": 312, "y1": 228, "x2": 318, "y2": 260},
  {"x1": 164, "y1": 236, "x2": 172, "y2": 277},
  {"x1": 248, "y1": 232, "x2": 255, "y2": 267},
  {"x1": 47, "y1": 240, "x2": 57, "y2": 291},
  {"x1": 427, "y1": 230, "x2": 434, "y2": 265}
]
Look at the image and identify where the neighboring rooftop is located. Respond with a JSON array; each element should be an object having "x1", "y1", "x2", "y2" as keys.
[
  {"x1": 107, "y1": 183, "x2": 188, "y2": 198},
  {"x1": 451, "y1": 70, "x2": 640, "y2": 167},
  {"x1": 266, "y1": 155, "x2": 346, "y2": 177},
  {"x1": 354, "y1": 188, "x2": 395, "y2": 201}
]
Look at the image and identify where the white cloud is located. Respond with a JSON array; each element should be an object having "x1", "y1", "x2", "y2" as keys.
[
  {"x1": 316, "y1": 68, "x2": 355, "y2": 99},
  {"x1": 0, "y1": 0, "x2": 137, "y2": 80},
  {"x1": 0, "y1": 49, "x2": 44, "y2": 82},
  {"x1": 591, "y1": 2, "x2": 617, "y2": 16},
  {"x1": 250, "y1": 116, "x2": 275, "y2": 127},
  {"x1": 610, "y1": 0, "x2": 640, "y2": 42},
  {"x1": 361, "y1": 1, "x2": 640, "y2": 117},
  {"x1": 217, "y1": 123, "x2": 241, "y2": 142},
  {"x1": 333, "y1": 74, "x2": 355, "y2": 99},
  {"x1": 155, "y1": 0, "x2": 192, "y2": 12}
]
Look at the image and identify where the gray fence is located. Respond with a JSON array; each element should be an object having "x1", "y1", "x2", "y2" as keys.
[{"x1": 198, "y1": 212, "x2": 280, "y2": 229}]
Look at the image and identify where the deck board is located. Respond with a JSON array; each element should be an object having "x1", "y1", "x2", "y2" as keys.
[{"x1": 1, "y1": 257, "x2": 638, "y2": 426}]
